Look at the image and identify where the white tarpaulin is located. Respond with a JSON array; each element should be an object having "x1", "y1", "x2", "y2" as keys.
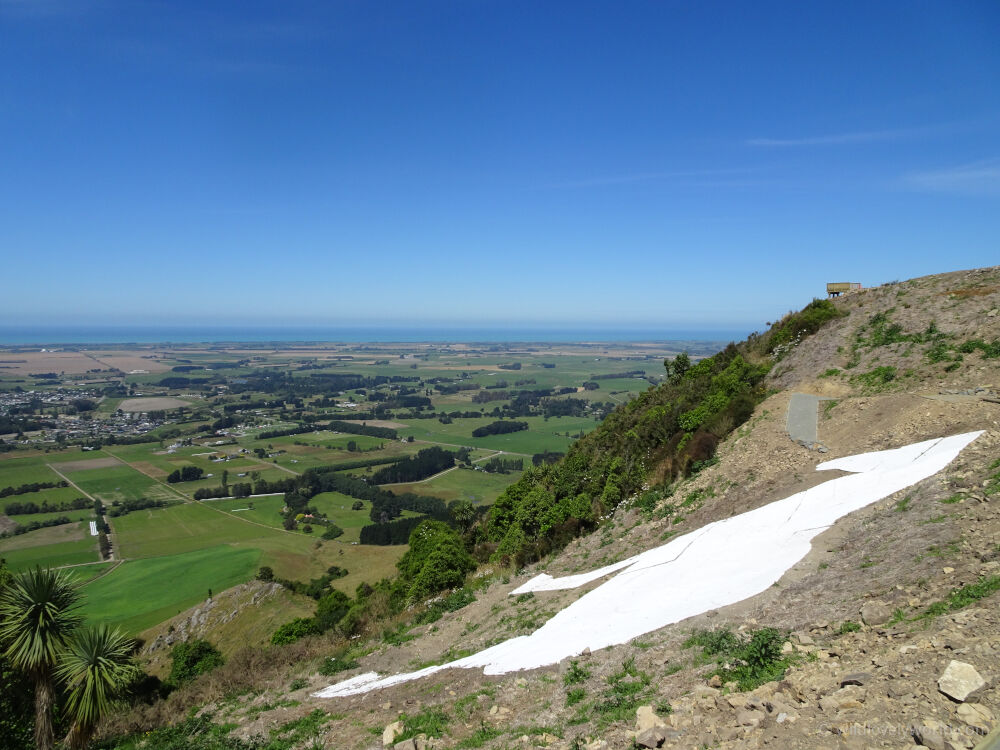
[{"x1": 314, "y1": 431, "x2": 982, "y2": 698}]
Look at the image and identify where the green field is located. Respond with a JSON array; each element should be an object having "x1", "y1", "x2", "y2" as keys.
[
  {"x1": 0, "y1": 455, "x2": 65, "y2": 487},
  {"x1": 71, "y1": 561, "x2": 116, "y2": 584},
  {"x1": 204, "y1": 492, "x2": 419, "y2": 543},
  {"x1": 398, "y1": 415, "x2": 599, "y2": 454},
  {"x1": 0, "y1": 484, "x2": 91, "y2": 513},
  {"x1": 113, "y1": 501, "x2": 296, "y2": 559},
  {"x1": 62, "y1": 462, "x2": 179, "y2": 504},
  {"x1": 0, "y1": 522, "x2": 99, "y2": 571},
  {"x1": 386, "y1": 465, "x2": 522, "y2": 505},
  {"x1": 208, "y1": 495, "x2": 288, "y2": 530},
  {"x1": 80, "y1": 545, "x2": 262, "y2": 633}
]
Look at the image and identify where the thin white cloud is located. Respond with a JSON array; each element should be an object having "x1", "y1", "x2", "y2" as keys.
[{"x1": 901, "y1": 158, "x2": 1000, "y2": 195}]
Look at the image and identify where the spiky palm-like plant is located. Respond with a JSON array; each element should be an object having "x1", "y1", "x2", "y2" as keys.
[
  {"x1": 57, "y1": 624, "x2": 140, "y2": 749},
  {"x1": 0, "y1": 566, "x2": 82, "y2": 750}
]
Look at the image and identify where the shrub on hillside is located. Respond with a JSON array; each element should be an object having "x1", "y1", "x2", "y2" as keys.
[
  {"x1": 765, "y1": 298, "x2": 844, "y2": 354},
  {"x1": 167, "y1": 639, "x2": 224, "y2": 685},
  {"x1": 483, "y1": 344, "x2": 770, "y2": 566},
  {"x1": 270, "y1": 618, "x2": 320, "y2": 646},
  {"x1": 395, "y1": 520, "x2": 476, "y2": 604}
]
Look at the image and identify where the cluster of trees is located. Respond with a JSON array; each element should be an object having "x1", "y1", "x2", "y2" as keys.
[
  {"x1": 326, "y1": 420, "x2": 397, "y2": 440},
  {"x1": 271, "y1": 466, "x2": 445, "y2": 539},
  {"x1": 370, "y1": 446, "x2": 455, "y2": 484},
  {"x1": 192, "y1": 483, "x2": 250, "y2": 501},
  {"x1": 433, "y1": 382, "x2": 481, "y2": 394},
  {"x1": 105, "y1": 497, "x2": 169, "y2": 517},
  {"x1": 541, "y1": 397, "x2": 589, "y2": 418},
  {"x1": 166, "y1": 466, "x2": 203, "y2": 483},
  {"x1": 481, "y1": 456, "x2": 524, "y2": 474},
  {"x1": 0, "y1": 481, "x2": 68, "y2": 498},
  {"x1": 587, "y1": 369, "x2": 646, "y2": 380},
  {"x1": 359, "y1": 515, "x2": 425, "y2": 545},
  {"x1": 67, "y1": 399, "x2": 96, "y2": 414},
  {"x1": 210, "y1": 416, "x2": 236, "y2": 431},
  {"x1": 472, "y1": 420, "x2": 528, "y2": 438},
  {"x1": 532, "y1": 450, "x2": 565, "y2": 466},
  {"x1": 321, "y1": 523, "x2": 344, "y2": 539},
  {"x1": 258, "y1": 564, "x2": 349, "y2": 600},
  {"x1": 1, "y1": 496, "x2": 89, "y2": 515},
  {"x1": 0, "y1": 416, "x2": 53, "y2": 434},
  {"x1": 320, "y1": 455, "x2": 404, "y2": 472},
  {"x1": 157, "y1": 376, "x2": 212, "y2": 388}
]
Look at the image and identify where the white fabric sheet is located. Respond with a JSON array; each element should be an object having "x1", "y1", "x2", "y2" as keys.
[{"x1": 314, "y1": 431, "x2": 982, "y2": 698}]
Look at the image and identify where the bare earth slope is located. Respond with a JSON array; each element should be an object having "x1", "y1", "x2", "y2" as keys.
[{"x1": 118, "y1": 267, "x2": 1000, "y2": 750}]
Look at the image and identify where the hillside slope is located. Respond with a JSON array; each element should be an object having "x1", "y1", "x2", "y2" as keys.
[{"x1": 105, "y1": 267, "x2": 1000, "y2": 750}]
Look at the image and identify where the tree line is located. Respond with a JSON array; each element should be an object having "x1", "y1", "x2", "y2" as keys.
[
  {"x1": 1, "y1": 496, "x2": 89, "y2": 515},
  {"x1": 0, "y1": 481, "x2": 68, "y2": 498},
  {"x1": 166, "y1": 466, "x2": 204, "y2": 483},
  {"x1": 472, "y1": 420, "x2": 527, "y2": 438},
  {"x1": 370, "y1": 446, "x2": 455, "y2": 484}
]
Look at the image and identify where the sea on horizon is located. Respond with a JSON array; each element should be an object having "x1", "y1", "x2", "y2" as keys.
[{"x1": 0, "y1": 325, "x2": 750, "y2": 347}]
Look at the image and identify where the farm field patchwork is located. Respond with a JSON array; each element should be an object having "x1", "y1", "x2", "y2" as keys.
[
  {"x1": 0, "y1": 339, "x2": 704, "y2": 643},
  {"x1": 0, "y1": 521, "x2": 98, "y2": 570}
]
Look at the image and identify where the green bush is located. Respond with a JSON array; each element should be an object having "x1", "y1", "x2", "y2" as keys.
[
  {"x1": 683, "y1": 627, "x2": 793, "y2": 691},
  {"x1": 321, "y1": 524, "x2": 344, "y2": 540},
  {"x1": 317, "y1": 654, "x2": 359, "y2": 676},
  {"x1": 768, "y1": 298, "x2": 844, "y2": 352},
  {"x1": 167, "y1": 639, "x2": 224, "y2": 685},
  {"x1": 270, "y1": 617, "x2": 320, "y2": 645},
  {"x1": 852, "y1": 366, "x2": 897, "y2": 390},
  {"x1": 314, "y1": 589, "x2": 352, "y2": 632},
  {"x1": 395, "y1": 520, "x2": 476, "y2": 603}
]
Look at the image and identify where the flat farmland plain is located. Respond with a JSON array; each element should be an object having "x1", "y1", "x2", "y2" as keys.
[{"x1": 0, "y1": 521, "x2": 98, "y2": 570}]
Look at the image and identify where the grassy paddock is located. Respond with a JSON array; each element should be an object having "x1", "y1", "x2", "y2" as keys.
[
  {"x1": 0, "y1": 522, "x2": 98, "y2": 570},
  {"x1": 0, "y1": 455, "x2": 66, "y2": 487},
  {"x1": 0, "y1": 485, "x2": 91, "y2": 512},
  {"x1": 62, "y1": 463, "x2": 177, "y2": 504},
  {"x1": 385, "y1": 465, "x2": 522, "y2": 505},
  {"x1": 80, "y1": 545, "x2": 262, "y2": 633}
]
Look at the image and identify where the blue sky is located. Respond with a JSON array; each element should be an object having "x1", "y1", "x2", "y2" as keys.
[{"x1": 1, "y1": 0, "x2": 998, "y2": 332}]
